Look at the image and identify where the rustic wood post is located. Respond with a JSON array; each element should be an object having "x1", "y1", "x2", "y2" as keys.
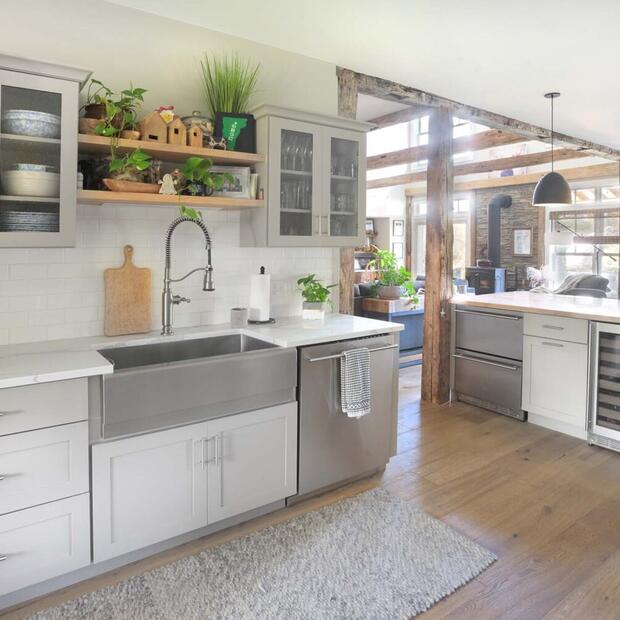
[
  {"x1": 336, "y1": 67, "x2": 359, "y2": 314},
  {"x1": 422, "y1": 106, "x2": 454, "y2": 404}
]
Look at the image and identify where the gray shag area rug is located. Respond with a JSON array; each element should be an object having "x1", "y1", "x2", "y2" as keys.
[{"x1": 31, "y1": 489, "x2": 496, "y2": 620}]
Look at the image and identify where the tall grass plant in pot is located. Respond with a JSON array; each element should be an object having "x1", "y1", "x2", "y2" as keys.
[{"x1": 201, "y1": 53, "x2": 260, "y2": 152}]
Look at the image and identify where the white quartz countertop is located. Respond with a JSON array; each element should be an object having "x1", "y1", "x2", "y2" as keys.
[
  {"x1": 0, "y1": 314, "x2": 403, "y2": 389},
  {"x1": 452, "y1": 291, "x2": 620, "y2": 323}
]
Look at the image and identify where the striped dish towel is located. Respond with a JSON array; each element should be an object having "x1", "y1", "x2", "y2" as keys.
[{"x1": 340, "y1": 348, "x2": 371, "y2": 418}]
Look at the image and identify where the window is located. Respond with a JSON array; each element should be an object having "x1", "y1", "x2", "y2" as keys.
[
  {"x1": 410, "y1": 196, "x2": 471, "y2": 278},
  {"x1": 602, "y1": 186, "x2": 620, "y2": 202},
  {"x1": 572, "y1": 188, "x2": 596, "y2": 204},
  {"x1": 548, "y1": 205, "x2": 620, "y2": 296}
]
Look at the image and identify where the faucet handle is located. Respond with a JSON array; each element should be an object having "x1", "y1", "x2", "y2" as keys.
[{"x1": 172, "y1": 295, "x2": 191, "y2": 305}]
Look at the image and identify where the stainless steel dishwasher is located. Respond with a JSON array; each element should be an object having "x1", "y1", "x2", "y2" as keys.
[
  {"x1": 451, "y1": 305, "x2": 525, "y2": 420},
  {"x1": 293, "y1": 333, "x2": 399, "y2": 502}
]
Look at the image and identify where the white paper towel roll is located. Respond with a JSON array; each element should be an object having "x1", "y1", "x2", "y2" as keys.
[{"x1": 249, "y1": 267, "x2": 270, "y2": 321}]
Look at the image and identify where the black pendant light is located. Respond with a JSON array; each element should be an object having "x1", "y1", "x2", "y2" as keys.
[{"x1": 532, "y1": 92, "x2": 572, "y2": 206}]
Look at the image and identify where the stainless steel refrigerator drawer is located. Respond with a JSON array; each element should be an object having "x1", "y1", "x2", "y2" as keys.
[
  {"x1": 453, "y1": 349, "x2": 523, "y2": 416},
  {"x1": 454, "y1": 306, "x2": 523, "y2": 360}
]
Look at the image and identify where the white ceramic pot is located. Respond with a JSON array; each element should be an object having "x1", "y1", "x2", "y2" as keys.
[
  {"x1": 302, "y1": 301, "x2": 326, "y2": 320},
  {"x1": 377, "y1": 285, "x2": 402, "y2": 300},
  {"x1": 1, "y1": 170, "x2": 60, "y2": 198}
]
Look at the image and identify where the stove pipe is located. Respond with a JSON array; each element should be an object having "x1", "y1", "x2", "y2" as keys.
[{"x1": 487, "y1": 194, "x2": 512, "y2": 267}]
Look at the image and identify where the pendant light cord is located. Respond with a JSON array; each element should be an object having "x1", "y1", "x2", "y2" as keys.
[{"x1": 550, "y1": 95, "x2": 554, "y2": 170}]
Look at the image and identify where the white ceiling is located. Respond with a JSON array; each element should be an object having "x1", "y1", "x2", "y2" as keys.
[{"x1": 108, "y1": 0, "x2": 620, "y2": 150}]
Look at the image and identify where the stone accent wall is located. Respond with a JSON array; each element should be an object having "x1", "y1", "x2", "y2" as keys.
[{"x1": 474, "y1": 183, "x2": 541, "y2": 287}]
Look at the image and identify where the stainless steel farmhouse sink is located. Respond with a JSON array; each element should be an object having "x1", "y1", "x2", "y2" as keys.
[{"x1": 89, "y1": 334, "x2": 297, "y2": 440}]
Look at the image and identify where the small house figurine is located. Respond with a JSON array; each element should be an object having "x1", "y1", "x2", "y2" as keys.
[
  {"x1": 187, "y1": 125, "x2": 204, "y2": 147},
  {"x1": 139, "y1": 110, "x2": 168, "y2": 143},
  {"x1": 167, "y1": 115, "x2": 187, "y2": 145}
]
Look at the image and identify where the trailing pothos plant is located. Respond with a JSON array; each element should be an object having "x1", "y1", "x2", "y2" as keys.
[
  {"x1": 94, "y1": 83, "x2": 148, "y2": 137},
  {"x1": 108, "y1": 148, "x2": 151, "y2": 180},
  {"x1": 297, "y1": 274, "x2": 337, "y2": 306},
  {"x1": 179, "y1": 156, "x2": 235, "y2": 196}
]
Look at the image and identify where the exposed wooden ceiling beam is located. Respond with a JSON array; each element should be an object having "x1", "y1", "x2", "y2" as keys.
[
  {"x1": 367, "y1": 148, "x2": 589, "y2": 190},
  {"x1": 368, "y1": 104, "x2": 435, "y2": 130},
  {"x1": 343, "y1": 67, "x2": 620, "y2": 160},
  {"x1": 368, "y1": 129, "x2": 523, "y2": 171},
  {"x1": 403, "y1": 162, "x2": 619, "y2": 196}
]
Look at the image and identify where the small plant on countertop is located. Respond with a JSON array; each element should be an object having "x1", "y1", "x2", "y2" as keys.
[
  {"x1": 109, "y1": 147, "x2": 152, "y2": 180},
  {"x1": 297, "y1": 274, "x2": 337, "y2": 305},
  {"x1": 201, "y1": 53, "x2": 260, "y2": 116},
  {"x1": 179, "y1": 156, "x2": 235, "y2": 196}
]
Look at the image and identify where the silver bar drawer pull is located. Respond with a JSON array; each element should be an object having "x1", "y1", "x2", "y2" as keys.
[
  {"x1": 542, "y1": 341, "x2": 564, "y2": 348},
  {"x1": 454, "y1": 308, "x2": 521, "y2": 321},
  {"x1": 542, "y1": 324, "x2": 564, "y2": 331},
  {"x1": 453, "y1": 353, "x2": 519, "y2": 372},
  {"x1": 0, "y1": 475, "x2": 5, "y2": 481},
  {"x1": 305, "y1": 344, "x2": 398, "y2": 363},
  {"x1": 0, "y1": 555, "x2": 7, "y2": 562}
]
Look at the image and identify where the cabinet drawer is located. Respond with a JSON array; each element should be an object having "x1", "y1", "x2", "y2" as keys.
[
  {"x1": 0, "y1": 422, "x2": 89, "y2": 515},
  {"x1": 455, "y1": 307, "x2": 523, "y2": 360},
  {"x1": 0, "y1": 494, "x2": 90, "y2": 596},
  {"x1": 524, "y1": 313, "x2": 588, "y2": 344},
  {"x1": 0, "y1": 378, "x2": 87, "y2": 437}
]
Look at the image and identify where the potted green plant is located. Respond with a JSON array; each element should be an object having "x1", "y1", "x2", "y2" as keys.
[
  {"x1": 179, "y1": 156, "x2": 234, "y2": 196},
  {"x1": 368, "y1": 249, "x2": 413, "y2": 300},
  {"x1": 297, "y1": 274, "x2": 337, "y2": 320},
  {"x1": 95, "y1": 84, "x2": 147, "y2": 139},
  {"x1": 80, "y1": 78, "x2": 114, "y2": 134},
  {"x1": 103, "y1": 148, "x2": 158, "y2": 193},
  {"x1": 201, "y1": 53, "x2": 260, "y2": 152}
]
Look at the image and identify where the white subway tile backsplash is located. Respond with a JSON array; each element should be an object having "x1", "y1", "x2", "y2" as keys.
[{"x1": 0, "y1": 205, "x2": 336, "y2": 344}]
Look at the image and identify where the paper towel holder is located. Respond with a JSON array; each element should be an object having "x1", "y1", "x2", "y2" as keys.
[{"x1": 248, "y1": 265, "x2": 276, "y2": 324}]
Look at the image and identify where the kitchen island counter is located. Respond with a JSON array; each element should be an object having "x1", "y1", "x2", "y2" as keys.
[{"x1": 452, "y1": 291, "x2": 620, "y2": 324}]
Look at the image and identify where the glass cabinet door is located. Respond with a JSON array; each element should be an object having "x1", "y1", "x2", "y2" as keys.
[
  {"x1": 0, "y1": 69, "x2": 77, "y2": 247},
  {"x1": 268, "y1": 118, "x2": 321, "y2": 244},
  {"x1": 278, "y1": 128, "x2": 314, "y2": 238},
  {"x1": 329, "y1": 133, "x2": 362, "y2": 240}
]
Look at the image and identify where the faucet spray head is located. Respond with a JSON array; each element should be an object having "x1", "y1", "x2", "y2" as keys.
[{"x1": 203, "y1": 267, "x2": 214, "y2": 291}]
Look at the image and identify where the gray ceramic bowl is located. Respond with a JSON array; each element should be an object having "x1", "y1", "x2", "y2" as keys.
[{"x1": 2, "y1": 109, "x2": 61, "y2": 139}]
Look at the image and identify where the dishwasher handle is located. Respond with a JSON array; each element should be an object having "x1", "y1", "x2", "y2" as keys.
[
  {"x1": 305, "y1": 343, "x2": 398, "y2": 363},
  {"x1": 453, "y1": 353, "x2": 519, "y2": 371}
]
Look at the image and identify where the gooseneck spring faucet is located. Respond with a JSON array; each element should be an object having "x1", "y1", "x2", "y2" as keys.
[{"x1": 162, "y1": 216, "x2": 214, "y2": 335}]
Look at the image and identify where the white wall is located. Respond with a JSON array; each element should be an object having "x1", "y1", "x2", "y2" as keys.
[{"x1": 0, "y1": 0, "x2": 339, "y2": 345}]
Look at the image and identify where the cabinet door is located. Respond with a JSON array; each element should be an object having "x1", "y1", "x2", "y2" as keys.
[
  {"x1": 0, "y1": 494, "x2": 90, "y2": 596},
  {"x1": 92, "y1": 423, "x2": 208, "y2": 562},
  {"x1": 321, "y1": 126, "x2": 366, "y2": 246},
  {"x1": 0, "y1": 421, "x2": 89, "y2": 515},
  {"x1": 206, "y1": 402, "x2": 297, "y2": 524},
  {"x1": 522, "y1": 335, "x2": 589, "y2": 428},
  {"x1": 268, "y1": 117, "x2": 322, "y2": 245},
  {"x1": 0, "y1": 69, "x2": 78, "y2": 247}
]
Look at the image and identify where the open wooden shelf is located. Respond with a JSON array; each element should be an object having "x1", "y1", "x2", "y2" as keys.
[
  {"x1": 77, "y1": 134, "x2": 265, "y2": 166},
  {"x1": 77, "y1": 190, "x2": 264, "y2": 209}
]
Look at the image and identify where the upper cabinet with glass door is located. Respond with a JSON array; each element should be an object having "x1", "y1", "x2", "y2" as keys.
[
  {"x1": 0, "y1": 55, "x2": 90, "y2": 247},
  {"x1": 240, "y1": 106, "x2": 371, "y2": 247}
]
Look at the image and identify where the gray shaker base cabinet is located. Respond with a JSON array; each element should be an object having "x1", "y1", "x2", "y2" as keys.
[{"x1": 91, "y1": 402, "x2": 297, "y2": 562}]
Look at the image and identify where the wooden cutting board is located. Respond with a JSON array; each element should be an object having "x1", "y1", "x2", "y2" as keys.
[{"x1": 104, "y1": 245, "x2": 152, "y2": 336}]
